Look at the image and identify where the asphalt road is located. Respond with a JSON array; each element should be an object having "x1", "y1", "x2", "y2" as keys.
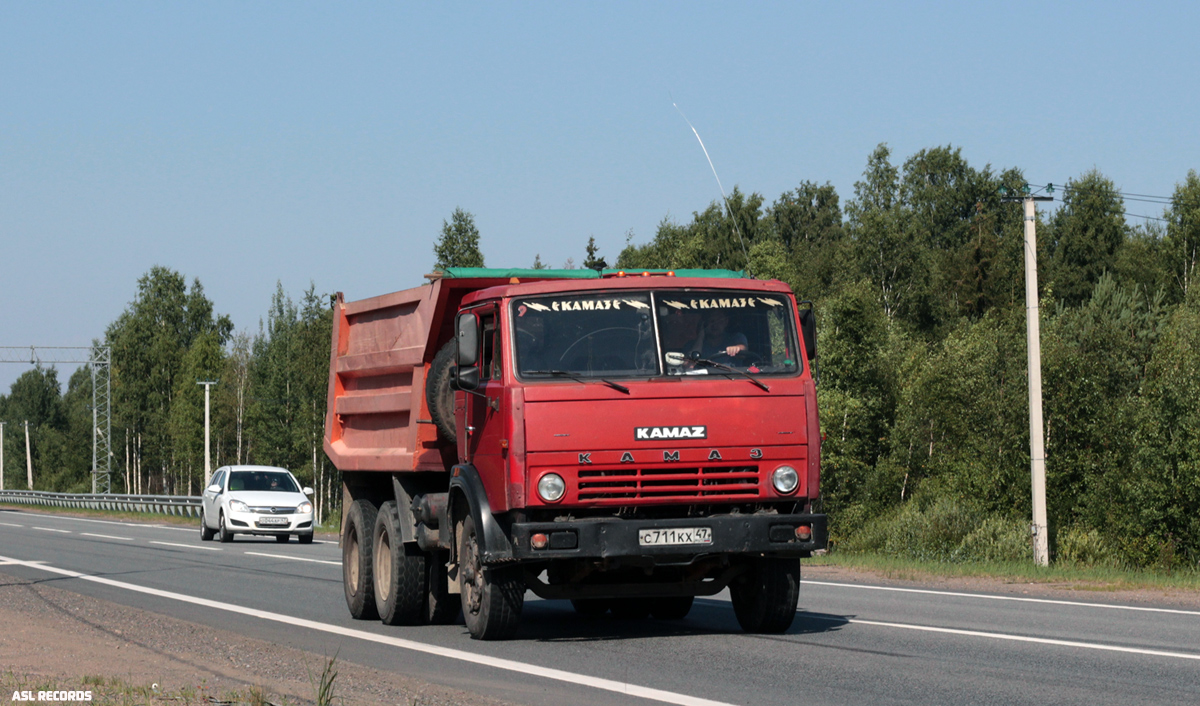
[{"x1": 2, "y1": 509, "x2": 1198, "y2": 706}]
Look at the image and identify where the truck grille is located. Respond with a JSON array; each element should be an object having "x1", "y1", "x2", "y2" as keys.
[{"x1": 576, "y1": 466, "x2": 760, "y2": 502}]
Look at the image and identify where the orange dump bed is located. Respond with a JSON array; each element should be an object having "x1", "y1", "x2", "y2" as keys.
[{"x1": 323, "y1": 277, "x2": 508, "y2": 473}]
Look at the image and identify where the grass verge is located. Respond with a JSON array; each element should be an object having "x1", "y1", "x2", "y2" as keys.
[{"x1": 809, "y1": 551, "x2": 1200, "y2": 593}]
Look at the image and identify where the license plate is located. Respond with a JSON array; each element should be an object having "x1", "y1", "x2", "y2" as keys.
[
  {"x1": 258, "y1": 517, "x2": 288, "y2": 526},
  {"x1": 638, "y1": 527, "x2": 712, "y2": 547}
]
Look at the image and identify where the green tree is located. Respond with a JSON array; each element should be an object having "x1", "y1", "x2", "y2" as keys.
[
  {"x1": 583, "y1": 236, "x2": 607, "y2": 270},
  {"x1": 105, "y1": 267, "x2": 231, "y2": 494},
  {"x1": 433, "y1": 207, "x2": 484, "y2": 270},
  {"x1": 1165, "y1": 170, "x2": 1200, "y2": 300},
  {"x1": 1046, "y1": 171, "x2": 1128, "y2": 306},
  {"x1": 531, "y1": 254, "x2": 548, "y2": 270}
]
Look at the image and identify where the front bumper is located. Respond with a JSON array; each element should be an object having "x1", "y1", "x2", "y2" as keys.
[
  {"x1": 227, "y1": 511, "x2": 314, "y2": 534},
  {"x1": 508, "y1": 512, "x2": 827, "y2": 561}
]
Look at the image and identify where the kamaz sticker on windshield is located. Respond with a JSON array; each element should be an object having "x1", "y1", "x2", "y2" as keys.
[
  {"x1": 518, "y1": 298, "x2": 649, "y2": 314},
  {"x1": 660, "y1": 297, "x2": 783, "y2": 310},
  {"x1": 635, "y1": 426, "x2": 707, "y2": 440}
]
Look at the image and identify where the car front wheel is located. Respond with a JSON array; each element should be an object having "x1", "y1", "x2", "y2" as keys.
[{"x1": 217, "y1": 512, "x2": 233, "y2": 543}]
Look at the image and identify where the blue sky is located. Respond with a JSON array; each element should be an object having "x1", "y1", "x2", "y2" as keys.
[{"x1": 2, "y1": 2, "x2": 1198, "y2": 389}]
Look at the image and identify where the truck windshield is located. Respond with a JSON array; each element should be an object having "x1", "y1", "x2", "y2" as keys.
[{"x1": 512, "y1": 290, "x2": 801, "y2": 379}]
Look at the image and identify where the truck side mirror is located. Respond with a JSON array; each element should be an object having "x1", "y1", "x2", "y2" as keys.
[
  {"x1": 798, "y1": 305, "x2": 817, "y2": 362},
  {"x1": 457, "y1": 313, "x2": 479, "y2": 366},
  {"x1": 456, "y1": 365, "x2": 480, "y2": 391}
]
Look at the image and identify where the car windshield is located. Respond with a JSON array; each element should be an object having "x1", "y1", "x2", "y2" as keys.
[
  {"x1": 512, "y1": 290, "x2": 800, "y2": 379},
  {"x1": 228, "y1": 471, "x2": 298, "y2": 493}
]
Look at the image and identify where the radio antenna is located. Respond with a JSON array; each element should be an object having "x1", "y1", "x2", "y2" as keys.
[{"x1": 672, "y1": 100, "x2": 752, "y2": 276}]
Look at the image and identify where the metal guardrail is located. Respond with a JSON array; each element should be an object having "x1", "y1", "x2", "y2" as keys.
[{"x1": 0, "y1": 489, "x2": 202, "y2": 518}]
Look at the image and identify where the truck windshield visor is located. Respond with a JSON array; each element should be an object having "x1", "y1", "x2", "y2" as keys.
[
  {"x1": 512, "y1": 290, "x2": 802, "y2": 380},
  {"x1": 656, "y1": 291, "x2": 800, "y2": 376},
  {"x1": 513, "y1": 293, "x2": 658, "y2": 378}
]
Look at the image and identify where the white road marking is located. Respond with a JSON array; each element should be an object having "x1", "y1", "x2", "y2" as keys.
[
  {"x1": 0, "y1": 522, "x2": 23, "y2": 527},
  {"x1": 0, "y1": 554, "x2": 735, "y2": 706},
  {"x1": 33, "y1": 527, "x2": 70, "y2": 533},
  {"x1": 149, "y1": 541, "x2": 221, "y2": 551},
  {"x1": 80, "y1": 533, "x2": 134, "y2": 541},
  {"x1": 805, "y1": 613, "x2": 1200, "y2": 660},
  {"x1": 805, "y1": 580, "x2": 1200, "y2": 617},
  {"x1": 244, "y1": 551, "x2": 340, "y2": 566},
  {"x1": 0, "y1": 560, "x2": 45, "y2": 566}
]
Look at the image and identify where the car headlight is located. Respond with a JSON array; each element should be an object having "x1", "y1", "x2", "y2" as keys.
[
  {"x1": 772, "y1": 465, "x2": 800, "y2": 495},
  {"x1": 537, "y1": 473, "x2": 566, "y2": 503},
  {"x1": 298, "y1": 501, "x2": 313, "y2": 514},
  {"x1": 229, "y1": 500, "x2": 250, "y2": 513}
]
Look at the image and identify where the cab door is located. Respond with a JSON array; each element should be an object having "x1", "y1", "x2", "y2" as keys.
[{"x1": 463, "y1": 306, "x2": 509, "y2": 510}]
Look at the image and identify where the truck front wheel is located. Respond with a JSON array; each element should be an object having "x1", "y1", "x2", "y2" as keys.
[
  {"x1": 459, "y1": 514, "x2": 523, "y2": 640},
  {"x1": 343, "y1": 499, "x2": 379, "y2": 620},
  {"x1": 373, "y1": 501, "x2": 427, "y2": 625},
  {"x1": 730, "y1": 557, "x2": 800, "y2": 634}
]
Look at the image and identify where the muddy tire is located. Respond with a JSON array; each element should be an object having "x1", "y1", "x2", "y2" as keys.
[
  {"x1": 373, "y1": 501, "x2": 426, "y2": 626},
  {"x1": 343, "y1": 499, "x2": 379, "y2": 620},
  {"x1": 459, "y1": 514, "x2": 523, "y2": 640},
  {"x1": 426, "y1": 341, "x2": 457, "y2": 444},
  {"x1": 649, "y1": 596, "x2": 694, "y2": 620},
  {"x1": 730, "y1": 557, "x2": 800, "y2": 633}
]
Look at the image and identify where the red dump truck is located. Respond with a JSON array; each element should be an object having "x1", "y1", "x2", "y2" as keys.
[{"x1": 324, "y1": 267, "x2": 827, "y2": 640}]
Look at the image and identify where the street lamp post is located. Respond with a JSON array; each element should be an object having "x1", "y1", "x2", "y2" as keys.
[
  {"x1": 1, "y1": 420, "x2": 6, "y2": 491},
  {"x1": 197, "y1": 381, "x2": 218, "y2": 487},
  {"x1": 24, "y1": 420, "x2": 33, "y2": 490}
]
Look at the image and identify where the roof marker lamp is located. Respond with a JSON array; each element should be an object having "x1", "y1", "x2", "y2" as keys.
[
  {"x1": 771, "y1": 465, "x2": 799, "y2": 495},
  {"x1": 537, "y1": 473, "x2": 566, "y2": 503}
]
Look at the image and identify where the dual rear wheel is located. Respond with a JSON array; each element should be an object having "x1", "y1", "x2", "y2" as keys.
[{"x1": 342, "y1": 499, "x2": 462, "y2": 627}]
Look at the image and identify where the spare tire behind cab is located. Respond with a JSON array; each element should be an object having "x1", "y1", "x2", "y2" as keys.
[{"x1": 426, "y1": 340, "x2": 457, "y2": 445}]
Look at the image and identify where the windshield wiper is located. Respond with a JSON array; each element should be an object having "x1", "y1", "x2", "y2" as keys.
[
  {"x1": 692, "y1": 356, "x2": 770, "y2": 392},
  {"x1": 526, "y1": 370, "x2": 630, "y2": 394}
]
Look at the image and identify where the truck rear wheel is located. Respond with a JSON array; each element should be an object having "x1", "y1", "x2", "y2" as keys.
[
  {"x1": 730, "y1": 557, "x2": 800, "y2": 633},
  {"x1": 373, "y1": 501, "x2": 427, "y2": 626},
  {"x1": 426, "y1": 341, "x2": 457, "y2": 444},
  {"x1": 343, "y1": 499, "x2": 379, "y2": 621},
  {"x1": 459, "y1": 514, "x2": 523, "y2": 640}
]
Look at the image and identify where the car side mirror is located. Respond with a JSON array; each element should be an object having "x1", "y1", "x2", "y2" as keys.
[
  {"x1": 457, "y1": 314, "x2": 479, "y2": 366},
  {"x1": 303, "y1": 487, "x2": 314, "y2": 496},
  {"x1": 798, "y1": 305, "x2": 817, "y2": 362},
  {"x1": 456, "y1": 365, "x2": 480, "y2": 391},
  {"x1": 207, "y1": 484, "x2": 222, "y2": 494}
]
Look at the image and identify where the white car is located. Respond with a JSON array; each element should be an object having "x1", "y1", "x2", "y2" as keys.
[{"x1": 200, "y1": 465, "x2": 315, "y2": 544}]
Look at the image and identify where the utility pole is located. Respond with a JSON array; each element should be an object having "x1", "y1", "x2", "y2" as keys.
[
  {"x1": 24, "y1": 420, "x2": 33, "y2": 491},
  {"x1": 1, "y1": 421, "x2": 5, "y2": 491},
  {"x1": 1002, "y1": 184, "x2": 1054, "y2": 566},
  {"x1": 197, "y1": 381, "x2": 218, "y2": 487}
]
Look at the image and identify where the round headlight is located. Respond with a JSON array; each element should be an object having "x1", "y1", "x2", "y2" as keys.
[
  {"x1": 537, "y1": 473, "x2": 566, "y2": 503},
  {"x1": 772, "y1": 466, "x2": 799, "y2": 495}
]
